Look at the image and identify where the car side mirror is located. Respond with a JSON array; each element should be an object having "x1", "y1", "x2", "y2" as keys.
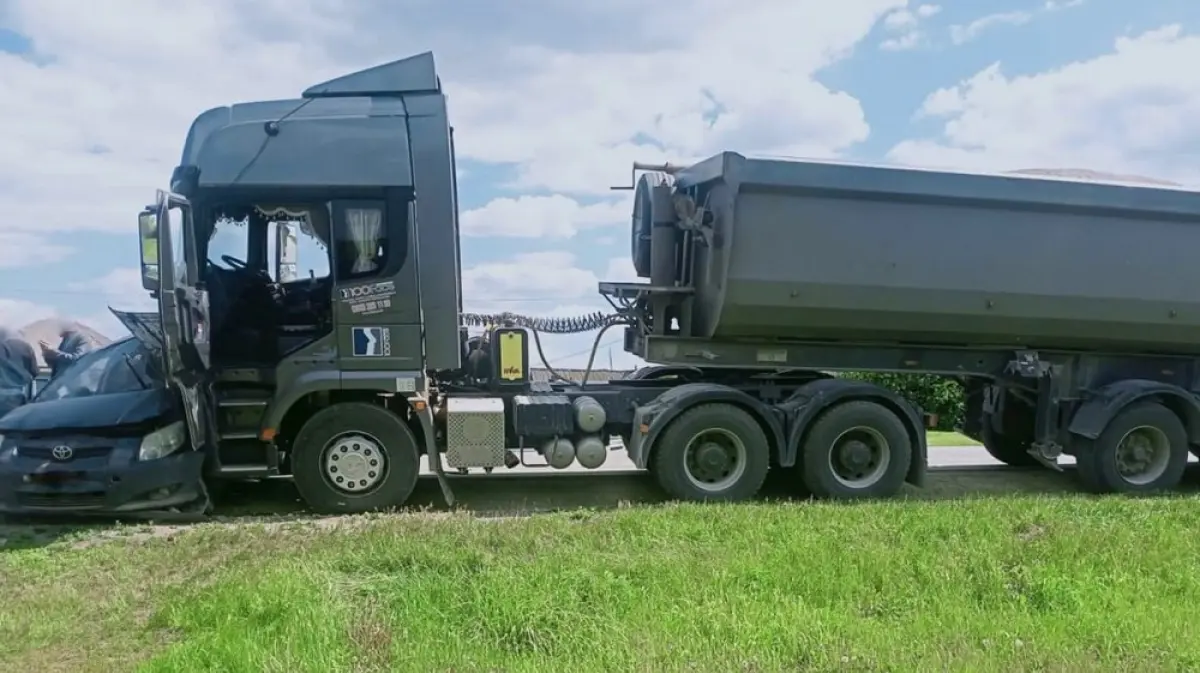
[{"x1": 138, "y1": 209, "x2": 160, "y2": 291}]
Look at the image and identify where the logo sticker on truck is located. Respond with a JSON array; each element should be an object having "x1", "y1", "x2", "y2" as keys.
[
  {"x1": 339, "y1": 281, "x2": 397, "y2": 316},
  {"x1": 351, "y1": 326, "x2": 391, "y2": 357}
]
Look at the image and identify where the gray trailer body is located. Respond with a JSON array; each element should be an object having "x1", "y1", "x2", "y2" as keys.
[{"x1": 655, "y1": 152, "x2": 1200, "y2": 354}]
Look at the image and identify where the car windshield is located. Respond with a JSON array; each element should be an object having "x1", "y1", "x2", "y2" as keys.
[{"x1": 35, "y1": 338, "x2": 160, "y2": 402}]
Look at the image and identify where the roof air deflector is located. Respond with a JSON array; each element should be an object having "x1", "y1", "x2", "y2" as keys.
[{"x1": 303, "y1": 51, "x2": 441, "y2": 99}]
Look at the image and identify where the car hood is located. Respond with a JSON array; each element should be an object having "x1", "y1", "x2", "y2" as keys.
[
  {"x1": 110, "y1": 308, "x2": 164, "y2": 354},
  {"x1": 0, "y1": 388, "x2": 173, "y2": 433}
]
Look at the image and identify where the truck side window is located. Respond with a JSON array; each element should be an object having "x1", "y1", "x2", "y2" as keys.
[{"x1": 333, "y1": 201, "x2": 388, "y2": 280}]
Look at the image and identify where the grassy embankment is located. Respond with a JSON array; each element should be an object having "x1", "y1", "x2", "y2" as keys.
[
  {"x1": 4, "y1": 494, "x2": 1199, "y2": 672},
  {"x1": 926, "y1": 430, "x2": 979, "y2": 447}
]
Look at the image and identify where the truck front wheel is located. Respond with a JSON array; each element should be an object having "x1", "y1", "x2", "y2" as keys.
[
  {"x1": 290, "y1": 401, "x2": 421, "y2": 514},
  {"x1": 798, "y1": 400, "x2": 912, "y2": 500},
  {"x1": 1074, "y1": 401, "x2": 1188, "y2": 494},
  {"x1": 651, "y1": 403, "x2": 771, "y2": 502}
]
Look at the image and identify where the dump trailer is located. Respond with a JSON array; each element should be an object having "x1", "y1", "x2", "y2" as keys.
[{"x1": 121, "y1": 51, "x2": 1200, "y2": 514}]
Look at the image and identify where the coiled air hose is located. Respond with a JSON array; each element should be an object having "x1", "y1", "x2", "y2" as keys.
[{"x1": 461, "y1": 311, "x2": 629, "y2": 385}]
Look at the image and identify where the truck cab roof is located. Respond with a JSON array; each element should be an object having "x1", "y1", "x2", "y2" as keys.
[{"x1": 176, "y1": 52, "x2": 445, "y2": 192}]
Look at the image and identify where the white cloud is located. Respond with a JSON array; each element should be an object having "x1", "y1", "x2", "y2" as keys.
[
  {"x1": 949, "y1": 0, "x2": 1083, "y2": 45},
  {"x1": 0, "y1": 0, "x2": 905, "y2": 363},
  {"x1": 0, "y1": 299, "x2": 57, "y2": 332},
  {"x1": 879, "y1": 4, "x2": 939, "y2": 51},
  {"x1": 881, "y1": 32, "x2": 923, "y2": 52},
  {"x1": 0, "y1": 233, "x2": 73, "y2": 268},
  {"x1": 949, "y1": 11, "x2": 1033, "y2": 45},
  {"x1": 889, "y1": 25, "x2": 1200, "y2": 184},
  {"x1": 461, "y1": 195, "x2": 629, "y2": 239},
  {"x1": 462, "y1": 252, "x2": 599, "y2": 309},
  {"x1": 68, "y1": 268, "x2": 155, "y2": 312}
]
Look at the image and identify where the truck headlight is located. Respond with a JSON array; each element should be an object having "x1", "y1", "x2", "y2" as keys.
[{"x1": 138, "y1": 421, "x2": 186, "y2": 461}]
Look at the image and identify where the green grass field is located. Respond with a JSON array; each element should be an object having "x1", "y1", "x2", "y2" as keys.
[
  {"x1": 926, "y1": 430, "x2": 979, "y2": 446},
  {"x1": 4, "y1": 495, "x2": 1199, "y2": 672}
]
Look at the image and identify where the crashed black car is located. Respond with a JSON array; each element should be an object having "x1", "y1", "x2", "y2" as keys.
[{"x1": 0, "y1": 335, "x2": 207, "y2": 515}]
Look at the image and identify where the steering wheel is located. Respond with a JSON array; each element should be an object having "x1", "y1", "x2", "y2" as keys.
[{"x1": 221, "y1": 254, "x2": 249, "y2": 271}]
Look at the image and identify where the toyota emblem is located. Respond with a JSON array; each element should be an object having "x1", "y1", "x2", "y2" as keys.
[{"x1": 50, "y1": 445, "x2": 74, "y2": 461}]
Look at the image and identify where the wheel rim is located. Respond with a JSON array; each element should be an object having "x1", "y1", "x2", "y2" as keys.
[
  {"x1": 828, "y1": 426, "x2": 891, "y2": 489},
  {"x1": 683, "y1": 428, "x2": 747, "y2": 492},
  {"x1": 321, "y1": 432, "x2": 388, "y2": 494},
  {"x1": 1114, "y1": 425, "x2": 1171, "y2": 486}
]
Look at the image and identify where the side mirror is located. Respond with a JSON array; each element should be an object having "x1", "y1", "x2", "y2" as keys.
[{"x1": 138, "y1": 209, "x2": 160, "y2": 291}]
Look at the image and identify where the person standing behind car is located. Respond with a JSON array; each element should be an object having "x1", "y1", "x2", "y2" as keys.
[
  {"x1": 39, "y1": 328, "x2": 90, "y2": 380},
  {"x1": 0, "y1": 327, "x2": 37, "y2": 416}
]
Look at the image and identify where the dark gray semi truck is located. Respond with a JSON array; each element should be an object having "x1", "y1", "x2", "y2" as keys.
[{"x1": 126, "y1": 52, "x2": 1200, "y2": 513}]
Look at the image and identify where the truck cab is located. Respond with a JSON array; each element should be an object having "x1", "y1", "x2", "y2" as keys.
[{"x1": 131, "y1": 53, "x2": 465, "y2": 509}]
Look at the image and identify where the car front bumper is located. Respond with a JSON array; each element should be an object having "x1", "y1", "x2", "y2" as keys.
[{"x1": 0, "y1": 435, "x2": 206, "y2": 516}]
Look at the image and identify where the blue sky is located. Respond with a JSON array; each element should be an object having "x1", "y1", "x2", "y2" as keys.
[{"x1": 0, "y1": 0, "x2": 1196, "y2": 367}]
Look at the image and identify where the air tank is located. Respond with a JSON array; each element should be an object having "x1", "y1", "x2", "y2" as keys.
[
  {"x1": 539, "y1": 438, "x2": 575, "y2": 469},
  {"x1": 575, "y1": 435, "x2": 608, "y2": 469},
  {"x1": 572, "y1": 396, "x2": 606, "y2": 434},
  {"x1": 629, "y1": 153, "x2": 1200, "y2": 354}
]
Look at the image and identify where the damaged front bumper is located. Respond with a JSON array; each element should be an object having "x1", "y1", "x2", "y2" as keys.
[{"x1": 0, "y1": 435, "x2": 208, "y2": 516}]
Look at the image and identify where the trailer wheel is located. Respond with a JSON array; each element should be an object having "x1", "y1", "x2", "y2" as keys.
[
  {"x1": 1074, "y1": 401, "x2": 1188, "y2": 494},
  {"x1": 651, "y1": 403, "x2": 770, "y2": 502},
  {"x1": 799, "y1": 400, "x2": 912, "y2": 499},
  {"x1": 290, "y1": 402, "x2": 421, "y2": 514}
]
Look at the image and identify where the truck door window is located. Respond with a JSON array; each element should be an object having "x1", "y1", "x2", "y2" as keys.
[
  {"x1": 267, "y1": 219, "x2": 329, "y2": 283},
  {"x1": 333, "y1": 203, "x2": 387, "y2": 280}
]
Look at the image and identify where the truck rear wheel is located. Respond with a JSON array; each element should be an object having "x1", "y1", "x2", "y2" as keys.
[
  {"x1": 651, "y1": 403, "x2": 770, "y2": 502},
  {"x1": 290, "y1": 402, "x2": 421, "y2": 514},
  {"x1": 798, "y1": 400, "x2": 912, "y2": 499},
  {"x1": 1074, "y1": 401, "x2": 1188, "y2": 494}
]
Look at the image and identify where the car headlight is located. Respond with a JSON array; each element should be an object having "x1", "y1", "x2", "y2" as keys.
[{"x1": 138, "y1": 421, "x2": 186, "y2": 461}]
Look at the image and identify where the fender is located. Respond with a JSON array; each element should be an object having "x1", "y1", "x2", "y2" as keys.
[
  {"x1": 777, "y1": 378, "x2": 928, "y2": 487},
  {"x1": 259, "y1": 369, "x2": 424, "y2": 437},
  {"x1": 1068, "y1": 379, "x2": 1200, "y2": 442},
  {"x1": 630, "y1": 382, "x2": 786, "y2": 469}
]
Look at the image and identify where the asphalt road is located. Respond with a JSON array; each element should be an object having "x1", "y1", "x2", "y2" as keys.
[{"x1": 430, "y1": 444, "x2": 1013, "y2": 476}]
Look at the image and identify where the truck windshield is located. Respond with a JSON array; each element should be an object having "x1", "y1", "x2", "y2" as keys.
[{"x1": 35, "y1": 338, "x2": 160, "y2": 402}]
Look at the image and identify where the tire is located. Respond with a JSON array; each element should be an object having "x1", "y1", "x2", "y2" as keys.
[
  {"x1": 799, "y1": 400, "x2": 912, "y2": 500},
  {"x1": 290, "y1": 401, "x2": 421, "y2": 514},
  {"x1": 981, "y1": 425, "x2": 1040, "y2": 468},
  {"x1": 651, "y1": 403, "x2": 770, "y2": 502},
  {"x1": 1074, "y1": 401, "x2": 1188, "y2": 494}
]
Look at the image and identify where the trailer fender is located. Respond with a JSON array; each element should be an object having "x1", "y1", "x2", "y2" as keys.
[
  {"x1": 1068, "y1": 379, "x2": 1200, "y2": 443},
  {"x1": 777, "y1": 378, "x2": 928, "y2": 487},
  {"x1": 630, "y1": 382, "x2": 785, "y2": 469}
]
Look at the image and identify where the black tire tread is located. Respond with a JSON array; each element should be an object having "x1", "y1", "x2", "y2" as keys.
[
  {"x1": 1074, "y1": 401, "x2": 1187, "y2": 494},
  {"x1": 290, "y1": 401, "x2": 421, "y2": 514},
  {"x1": 799, "y1": 400, "x2": 912, "y2": 500},
  {"x1": 651, "y1": 403, "x2": 770, "y2": 502}
]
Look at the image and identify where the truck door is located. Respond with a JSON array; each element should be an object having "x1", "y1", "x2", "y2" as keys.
[{"x1": 148, "y1": 189, "x2": 214, "y2": 451}]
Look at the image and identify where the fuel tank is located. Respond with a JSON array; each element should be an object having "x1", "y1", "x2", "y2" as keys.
[{"x1": 631, "y1": 152, "x2": 1200, "y2": 354}]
